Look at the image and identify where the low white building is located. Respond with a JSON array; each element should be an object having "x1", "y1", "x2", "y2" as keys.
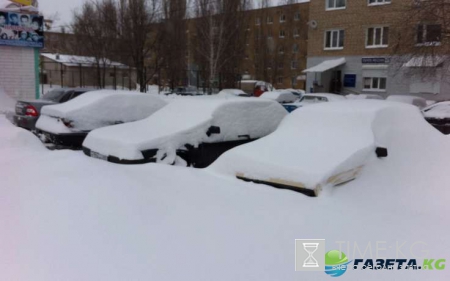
[{"x1": 0, "y1": 0, "x2": 42, "y2": 100}]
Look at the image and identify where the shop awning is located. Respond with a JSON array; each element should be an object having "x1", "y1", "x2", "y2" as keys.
[
  {"x1": 303, "y1": 58, "x2": 346, "y2": 73},
  {"x1": 403, "y1": 56, "x2": 445, "y2": 68}
]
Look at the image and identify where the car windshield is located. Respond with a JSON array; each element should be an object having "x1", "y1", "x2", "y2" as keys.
[
  {"x1": 42, "y1": 89, "x2": 66, "y2": 102},
  {"x1": 302, "y1": 96, "x2": 328, "y2": 102}
]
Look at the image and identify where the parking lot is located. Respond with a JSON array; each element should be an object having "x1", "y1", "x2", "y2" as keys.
[{"x1": 2, "y1": 93, "x2": 450, "y2": 280}]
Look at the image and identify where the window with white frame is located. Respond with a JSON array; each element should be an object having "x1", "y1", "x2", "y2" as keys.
[
  {"x1": 278, "y1": 46, "x2": 285, "y2": 54},
  {"x1": 363, "y1": 77, "x2": 387, "y2": 91},
  {"x1": 277, "y1": 77, "x2": 284, "y2": 84},
  {"x1": 417, "y1": 24, "x2": 442, "y2": 44},
  {"x1": 291, "y1": 61, "x2": 298, "y2": 69},
  {"x1": 256, "y1": 17, "x2": 261, "y2": 25},
  {"x1": 293, "y1": 29, "x2": 300, "y2": 38},
  {"x1": 294, "y1": 12, "x2": 301, "y2": 21},
  {"x1": 279, "y1": 30, "x2": 286, "y2": 38},
  {"x1": 267, "y1": 16, "x2": 273, "y2": 24},
  {"x1": 368, "y1": 0, "x2": 391, "y2": 5},
  {"x1": 325, "y1": 29, "x2": 344, "y2": 49},
  {"x1": 366, "y1": 26, "x2": 389, "y2": 47},
  {"x1": 293, "y1": 44, "x2": 299, "y2": 53},
  {"x1": 280, "y1": 14, "x2": 286, "y2": 23},
  {"x1": 326, "y1": 0, "x2": 346, "y2": 10}
]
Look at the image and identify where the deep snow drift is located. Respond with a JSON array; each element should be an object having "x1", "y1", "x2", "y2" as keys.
[
  {"x1": 1, "y1": 100, "x2": 450, "y2": 281},
  {"x1": 0, "y1": 88, "x2": 16, "y2": 114}
]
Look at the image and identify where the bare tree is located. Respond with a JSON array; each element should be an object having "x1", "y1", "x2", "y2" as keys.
[
  {"x1": 161, "y1": 0, "x2": 188, "y2": 90},
  {"x1": 72, "y1": 0, "x2": 119, "y2": 88},
  {"x1": 392, "y1": 1, "x2": 450, "y2": 83},
  {"x1": 192, "y1": 0, "x2": 251, "y2": 93},
  {"x1": 118, "y1": 0, "x2": 162, "y2": 92}
]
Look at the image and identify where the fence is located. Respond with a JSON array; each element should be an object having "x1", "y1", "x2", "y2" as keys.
[{"x1": 40, "y1": 61, "x2": 242, "y2": 94}]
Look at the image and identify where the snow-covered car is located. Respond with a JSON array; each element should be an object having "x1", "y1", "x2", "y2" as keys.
[
  {"x1": 210, "y1": 100, "x2": 428, "y2": 197},
  {"x1": 260, "y1": 91, "x2": 299, "y2": 104},
  {"x1": 282, "y1": 93, "x2": 346, "y2": 113},
  {"x1": 216, "y1": 89, "x2": 251, "y2": 97},
  {"x1": 423, "y1": 101, "x2": 450, "y2": 134},
  {"x1": 13, "y1": 88, "x2": 94, "y2": 131},
  {"x1": 346, "y1": 94, "x2": 384, "y2": 100},
  {"x1": 82, "y1": 99, "x2": 288, "y2": 167},
  {"x1": 386, "y1": 95, "x2": 427, "y2": 109},
  {"x1": 281, "y1": 89, "x2": 306, "y2": 99},
  {"x1": 36, "y1": 90, "x2": 168, "y2": 148}
]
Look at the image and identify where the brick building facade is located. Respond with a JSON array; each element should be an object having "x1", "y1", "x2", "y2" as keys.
[
  {"x1": 304, "y1": 0, "x2": 449, "y2": 100},
  {"x1": 241, "y1": 2, "x2": 309, "y2": 90}
]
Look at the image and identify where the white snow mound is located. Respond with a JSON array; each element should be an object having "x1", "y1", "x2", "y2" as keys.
[
  {"x1": 209, "y1": 100, "x2": 436, "y2": 192},
  {"x1": 83, "y1": 98, "x2": 288, "y2": 163},
  {"x1": 36, "y1": 90, "x2": 167, "y2": 133},
  {"x1": 0, "y1": 88, "x2": 16, "y2": 114},
  {"x1": 260, "y1": 91, "x2": 298, "y2": 103}
]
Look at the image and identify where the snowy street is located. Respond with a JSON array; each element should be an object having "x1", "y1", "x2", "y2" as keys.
[{"x1": 1, "y1": 112, "x2": 449, "y2": 281}]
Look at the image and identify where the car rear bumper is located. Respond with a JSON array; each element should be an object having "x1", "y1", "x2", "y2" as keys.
[
  {"x1": 13, "y1": 115, "x2": 38, "y2": 130},
  {"x1": 40, "y1": 130, "x2": 89, "y2": 148}
]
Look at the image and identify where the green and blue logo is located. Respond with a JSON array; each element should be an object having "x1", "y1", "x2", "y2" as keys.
[{"x1": 324, "y1": 250, "x2": 352, "y2": 277}]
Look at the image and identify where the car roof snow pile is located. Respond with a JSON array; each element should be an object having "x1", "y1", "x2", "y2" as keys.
[
  {"x1": 209, "y1": 100, "x2": 437, "y2": 196},
  {"x1": 37, "y1": 90, "x2": 167, "y2": 133},
  {"x1": 83, "y1": 98, "x2": 288, "y2": 164}
]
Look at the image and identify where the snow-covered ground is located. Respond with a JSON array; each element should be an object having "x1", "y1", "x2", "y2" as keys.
[{"x1": 1, "y1": 103, "x2": 450, "y2": 281}]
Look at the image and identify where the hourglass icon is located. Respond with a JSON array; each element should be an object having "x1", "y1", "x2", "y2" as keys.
[{"x1": 303, "y1": 243, "x2": 319, "y2": 268}]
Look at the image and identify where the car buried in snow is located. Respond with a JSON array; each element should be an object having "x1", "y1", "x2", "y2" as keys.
[
  {"x1": 35, "y1": 90, "x2": 168, "y2": 148},
  {"x1": 282, "y1": 93, "x2": 346, "y2": 113},
  {"x1": 13, "y1": 88, "x2": 94, "y2": 131},
  {"x1": 208, "y1": 100, "x2": 427, "y2": 197},
  {"x1": 423, "y1": 101, "x2": 450, "y2": 135},
  {"x1": 82, "y1": 98, "x2": 288, "y2": 168}
]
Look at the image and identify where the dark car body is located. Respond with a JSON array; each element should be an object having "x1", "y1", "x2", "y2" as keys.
[
  {"x1": 13, "y1": 88, "x2": 94, "y2": 130},
  {"x1": 423, "y1": 102, "x2": 450, "y2": 135}
]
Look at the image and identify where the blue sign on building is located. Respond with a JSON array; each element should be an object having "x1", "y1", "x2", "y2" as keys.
[{"x1": 343, "y1": 74, "x2": 356, "y2": 88}]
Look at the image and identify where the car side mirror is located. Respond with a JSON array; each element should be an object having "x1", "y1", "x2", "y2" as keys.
[
  {"x1": 206, "y1": 126, "x2": 221, "y2": 137},
  {"x1": 376, "y1": 147, "x2": 388, "y2": 158}
]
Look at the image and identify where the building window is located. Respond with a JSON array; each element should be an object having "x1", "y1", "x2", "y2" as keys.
[
  {"x1": 291, "y1": 61, "x2": 298, "y2": 69},
  {"x1": 294, "y1": 12, "x2": 301, "y2": 21},
  {"x1": 267, "y1": 16, "x2": 273, "y2": 24},
  {"x1": 278, "y1": 62, "x2": 284, "y2": 69},
  {"x1": 368, "y1": 0, "x2": 391, "y2": 5},
  {"x1": 278, "y1": 46, "x2": 285, "y2": 54},
  {"x1": 293, "y1": 29, "x2": 300, "y2": 38},
  {"x1": 256, "y1": 17, "x2": 261, "y2": 25},
  {"x1": 280, "y1": 30, "x2": 286, "y2": 38},
  {"x1": 417, "y1": 24, "x2": 442, "y2": 45},
  {"x1": 293, "y1": 44, "x2": 299, "y2": 53},
  {"x1": 325, "y1": 29, "x2": 345, "y2": 49},
  {"x1": 291, "y1": 77, "x2": 297, "y2": 86},
  {"x1": 363, "y1": 77, "x2": 387, "y2": 91},
  {"x1": 277, "y1": 77, "x2": 284, "y2": 84},
  {"x1": 326, "y1": 0, "x2": 346, "y2": 10},
  {"x1": 366, "y1": 26, "x2": 389, "y2": 48},
  {"x1": 280, "y1": 14, "x2": 286, "y2": 23}
]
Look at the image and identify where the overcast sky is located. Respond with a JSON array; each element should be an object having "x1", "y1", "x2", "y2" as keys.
[{"x1": 39, "y1": 0, "x2": 87, "y2": 27}]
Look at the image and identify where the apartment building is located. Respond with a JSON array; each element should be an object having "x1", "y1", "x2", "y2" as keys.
[
  {"x1": 304, "y1": 0, "x2": 448, "y2": 100},
  {"x1": 242, "y1": 3, "x2": 309, "y2": 90}
]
